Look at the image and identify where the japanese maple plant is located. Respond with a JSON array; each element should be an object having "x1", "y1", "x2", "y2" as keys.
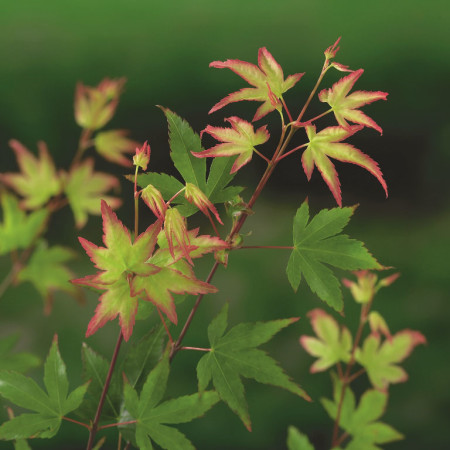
[{"x1": 0, "y1": 38, "x2": 425, "y2": 449}]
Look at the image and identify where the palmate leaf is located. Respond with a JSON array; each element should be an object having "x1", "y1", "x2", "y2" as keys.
[
  {"x1": 0, "y1": 192, "x2": 48, "y2": 256},
  {"x1": 17, "y1": 240, "x2": 82, "y2": 314},
  {"x1": 318, "y1": 69, "x2": 388, "y2": 134},
  {"x1": 355, "y1": 330, "x2": 426, "y2": 390},
  {"x1": 94, "y1": 129, "x2": 139, "y2": 167},
  {"x1": 63, "y1": 158, "x2": 121, "y2": 229},
  {"x1": 197, "y1": 304, "x2": 309, "y2": 431},
  {"x1": 0, "y1": 337, "x2": 88, "y2": 440},
  {"x1": 209, "y1": 47, "x2": 304, "y2": 121},
  {"x1": 321, "y1": 374, "x2": 403, "y2": 449},
  {"x1": 286, "y1": 202, "x2": 381, "y2": 311},
  {"x1": 300, "y1": 309, "x2": 352, "y2": 373},
  {"x1": 0, "y1": 334, "x2": 40, "y2": 373},
  {"x1": 124, "y1": 353, "x2": 219, "y2": 450},
  {"x1": 0, "y1": 140, "x2": 62, "y2": 210},
  {"x1": 135, "y1": 110, "x2": 243, "y2": 216},
  {"x1": 193, "y1": 116, "x2": 270, "y2": 173},
  {"x1": 302, "y1": 125, "x2": 387, "y2": 207}
]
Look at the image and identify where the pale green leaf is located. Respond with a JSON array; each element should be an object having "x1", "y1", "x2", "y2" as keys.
[{"x1": 287, "y1": 426, "x2": 315, "y2": 450}]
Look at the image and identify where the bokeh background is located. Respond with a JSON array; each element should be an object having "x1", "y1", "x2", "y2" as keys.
[{"x1": 0, "y1": 1, "x2": 449, "y2": 449}]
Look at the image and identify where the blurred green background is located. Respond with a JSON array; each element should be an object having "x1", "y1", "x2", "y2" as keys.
[{"x1": 0, "y1": 0, "x2": 449, "y2": 449}]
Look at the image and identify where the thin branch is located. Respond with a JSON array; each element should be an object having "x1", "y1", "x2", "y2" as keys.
[
  {"x1": 276, "y1": 143, "x2": 308, "y2": 162},
  {"x1": 98, "y1": 420, "x2": 138, "y2": 430},
  {"x1": 253, "y1": 148, "x2": 270, "y2": 164},
  {"x1": 347, "y1": 367, "x2": 366, "y2": 384},
  {"x1": 86, "y1": 331, "x2": 124, "y2": 450},
  {"x1": 179, "y1": 346, "x2": 211, "y2": 352},
  {"x1": 281, "y1": 97, "x2": 293, "y2": 122},
  {"x1": 62, "y1": 416, "x2": 91, "y2": 430},
  {"x1": 157, "y1": 307, "x2": 173, "y2": 344}
]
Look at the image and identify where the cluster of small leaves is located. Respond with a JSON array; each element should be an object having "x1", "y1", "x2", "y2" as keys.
[{"x1": 288, "y1": 270, "x2": 425, "y2": 449}]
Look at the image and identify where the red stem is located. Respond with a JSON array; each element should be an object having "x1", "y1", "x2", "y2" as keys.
[
  {"x1": 157, "y1": 307, "x2": 173, "y2": 344},
  {"x1": 98, "y1": 420, "x2": 138, "y2": 430},
  {"x1": 180, "y1": 346, "x2": 211, "y2": 352},
  {"x1": 86, "y1": 331, "x2": 124, "y2": 450},
  {"x1": 281, "y1": 98, "x2": 293, "y2": 122},
  {"x1": 62, "y1": 416, "x2": 91, "y2": 430}
]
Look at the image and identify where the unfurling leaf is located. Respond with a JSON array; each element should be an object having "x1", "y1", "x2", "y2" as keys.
[
  {"x1": 133, "y1": 141, "x2": 151, "y2": 171},
  {"x1": 193, "y1": 116, "x2": 270, "y2": 173},
  {"x1": 355, "y1": 330, "x2": 426, "y2": 390},
  {"x1": 0, "y1": 334, "x2": 40, "y2": 373},
  {"x1": 185, "y1": 182, "x2": 223, "y2": 224},
  {"x1": 0, "y1": 336, "x2": 88, "y2": 440},
  {"x1": 1, "y1": 140, "x2": 61, "y2": 210},
  {"x1": 164, "y1": 207, "x2": 192, "y2": 263},
  {"x1": 323, "y1": 36, "x2": 353, "y2": 73},
  {"x1": 17, "y1": 240, "x2": 83, "y2": 314},
  {"x1": 63, "y1": 158, "x2": 121, "y2": 228},
  {"x1": 94, "y1": 130, "x2": 139, "y2": 167},
  {"x1": 124, "y1": 353, "x2": 219, "y2": 450},
  {"x1": 141, "y1": 184, "x2": 167, "y2": 219},
  {"x1": 302, "y1": 125, "x2": 387, "y2": 207},
  {"x1": 300, "y1": 309, "x2": 352, "y2": 373},
  {"x1": 75, "y1": 78, "x2": 125, "y2": 130},
  {"x1": 209, "y1": 48, "x2": 304, "y2": 121},
  {"x1": 0, "y1": 192, "x2": 48, "y2": 256},
  {"x1": 321, "y1": 374, "x2": 403, "y2": 448},
  {"x1": 197, "y1": 304, "x2": 309, "y2": 431},
  {"x1": 286, "y1": 202, "x2": 381, "y2": 310},
  {"x1": 318, "y1": 69, "x2": 388, "y2": 134}
]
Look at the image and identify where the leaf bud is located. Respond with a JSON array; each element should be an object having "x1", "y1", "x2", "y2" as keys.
[
  {"x1": 133, "y1": 141, "x2": 151, "y2": 171},
  {"x1": 141, "y1": 183, "x2": 166, "y2": 219},
  {"x1": 184, "y1": 183, "x2": 223, "y2": 225}
]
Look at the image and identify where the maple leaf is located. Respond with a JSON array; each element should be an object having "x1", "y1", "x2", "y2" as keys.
[
  {"x1": 0, "y1": 140, "x2": 62, "y2": 209},
  {"x1": 321, "y1": 374, "x2": 403, "y2": 449},
  {"x1": 63, "y1": 158, "x2": 121, "y2": 228},
  {"x1": 17, "y1": 240, "x2": 83, "y2": 314},
  {"x1": 123, "y1": 353, "x2": 219, "y2": 450},
  {"x1": 302, "y1": 125, "x2": 387, "y2": 207},
  {"x1": 0, "y1": 336, "x2": 88, "y2": 440},
  {"x1": 94, "y1": 129, "x2": 139, "y2": 167},
  {"x1": 300, "y1": 309, "x2": 352, "y2": 373},
  {"x1": 287, "y1": 426, "x2": 315, "y2": 450},
  {"x1": 209, "y1": 48, "x2": 304, "y2": 121},
  {"x1": 193, "y1": 116, "x2": 270, "y2": 173},
  {"x1": 197, "y1": 304, "x2": 309, "y2": 431},
  {"x1": 73, "y1": 201, "x2": 161, "y2": 340},
  {"x1": 355, "y1": 330, "x2": 426, "y2": 391},
  {"x1": 318, "y1": 69, "x2": 388, "y2": 134},
  {"x1": 0, "y1": 192, "x2": 48, "y2": 256},
  {"x1": 286, "y1": 202, "x2": 381, "y2": 311}
]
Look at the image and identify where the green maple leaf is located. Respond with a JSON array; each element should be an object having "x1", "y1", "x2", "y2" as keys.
[
  {"x1": 286, "y1": 202, "x2": 381, "y2": 311},
  {"x1": 193, "y1": 116, "x2": 270, "y2": 173},
  {"x1": 123, "y1": 353, "x2": 219, "y2": 450},
  {"x1": 0, "y1": 140, "x2": 62, "y2": 210},
  {"x1": 209, "y1": 47, "x2": 304, "y2": 121},
  {"x1": 136, "y1": 109, "x2": 243, "y2": 215},
  {"x1": 302, "y1": 125, "x2": 387, "y2": 207},
  {"x1": 321, "y1": 374, "x2": 403, "y2": 449},
  {"x1": 0, "y1": 334, "x2": 40, "y2": 373},
  {"x1": 63, "y1": 158, "x2": 121, "y2": 228},
  {"x1": 355, "y1": 331, "x2": 426, "y2": 390},
  {"x1": 0, "y1": 192, "x2": 48, "y2": 256},
  {"x1": 318, "y1": 69, "x2": 388, "y2": 134},
  {"x1": 17, "y1": 240, "x2": 82, "y2": 314},
  {"x1": 197, "y1": 304, "x2": 309, "y2": 431},
  {"x1": 300, "y1": 309, "x2": 352, "y2": 373},
  {"x1": 0, "y1": 336, "x2": 88, "y2": 440},
  {"x1": 287, "y1": 426, "x2": 315, "y2": 450}
]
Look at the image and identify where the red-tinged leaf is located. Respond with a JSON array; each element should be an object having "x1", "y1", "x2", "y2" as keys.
[
  {"x1": 193, "y1": 117, "x2": 269, "y2": 173},
  {"x1": 209, "y1": 49, "x2": 304, "y2": 121},
  {"x1": 355, "y1": 330, "x2": 426, "y2": 390},
  {"x1": 184, "y1": 183, "x2": 223, "y2": 224},
  {"x1": 131, "y1": 266, "x2": 217, "y2": 325},
  {"x1": 73, "y1": 201, "x2": 163, "y2": 339},
  {"x1": 86, "y1": 278, "x2": 138, "y2": 341},
  {"x1": 1, "y1": 140, "x2": 62, "y2": 210},
  {"x1": 63, "y1": 158, "x2": 121, "y2": 228},
  {"x1": 94, "y1": 130, "x2": 139, "y2": 167},
  {"x1": 302, "y1": 125, "x2": 387, "y2": 206},
  {"x1": 75, "y1": 201, "x2": 161, "y2": 286},
  {"x1": 164, "y1": 208, "x2": 192, "y2": 264},
  {"x1": 300, "y1": 309, "x2": 352, "y2": 373},
  {"x1": 141, "y1": 184, "x2": 167, "y2": 219},
  {"x1": 319, "y1": 69, "x2": 388, "y2": 134}
]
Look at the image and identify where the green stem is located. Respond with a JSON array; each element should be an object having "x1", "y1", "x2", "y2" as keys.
[{"x1": 98, "y1": 420, "x2": 138, "y2": 431}]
